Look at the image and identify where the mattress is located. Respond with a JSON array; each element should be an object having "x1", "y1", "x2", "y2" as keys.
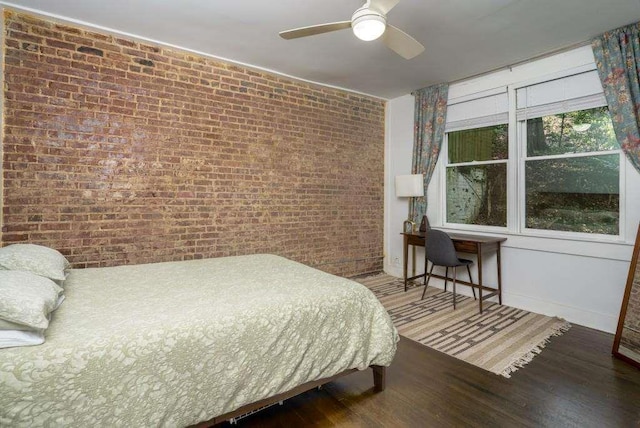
[{"x1": 0, "y1": 254, "x2": 398, "y2": 427}]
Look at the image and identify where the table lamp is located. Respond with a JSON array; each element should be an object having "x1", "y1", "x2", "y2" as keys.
[{"x1": 395, "y1": 174, "x2": 424, "y2": 233}]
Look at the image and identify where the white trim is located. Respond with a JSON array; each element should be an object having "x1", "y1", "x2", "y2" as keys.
[
  {"x1": 446, "y1": 113, "x2": 509, "y2": 133},
  {"x1": 385, "y1": 247, "x2": 626, "y2": 333},
  {"x1": 442, "y1": 57, "x2": 625, "y2": 244},
  {"x1": 507, "y1": 86, "x2": 519, "y2": 233},
  {"x1": 516, "y1": 93, "x2": 607, "y2": 120},
  {"x1": 518, "y1": 118, "x2": 527, "y2": 235},
  {"x1": 510, "y1": 63, "x2": 598, "y2": 92},
  {"x1": 446, "y1": 91, "x2": 509, "y2": 132},
  {"x1": 442, "y1": 123, "x2": 509, "y2": 230},
  {"x1": 519, "y1": 227, "x2": 625, "y2": 244},
  {"x1": 439, "y1": 135, "x2": 448, "y2": 228},
  {"x1": 504, "y1": 290, "x2": 619, "y2": 333},
  {"x1": 448, "y1": 86, "x2": 508, "y2": 106},
  {"x1": 520, "y1": 149, "x2": 625, "y2": 242},
  {"x1": 369, "y1": 267, "x2": 620, "y2": 332},
  {"x1": 440, "y1": 221, "x2": 509, "y2": 234},
  {"x1": 619, "y1": 151, "x2": 627, "y2": 240},
  {"x1": 435, "y1": 226, "x2": 633, "y2": 260},
  {"x1": 515, "y1": 69, "x2": 605, "y2": 119},
  {"x1": 525, "y1": 149, "x2": 622, "y2": 162},
  {"x1": 447, "y1": 159, "x2": 508, "y2": 168},
  {"x1": 447, "y1": 47, "x2": 597, "y2": 101},
  {"x1": 517, "y1": 94, "x2": 624, "y2": 239}
]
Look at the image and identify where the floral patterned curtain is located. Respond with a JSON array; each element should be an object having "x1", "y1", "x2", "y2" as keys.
[
  {"x1": 592, "y1": 22, "x2": 640, "y2": 174},
  {"x1": 409, "y1": 83, "x2": 449, "y2": 224}
]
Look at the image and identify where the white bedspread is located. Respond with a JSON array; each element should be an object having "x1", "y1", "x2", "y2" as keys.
[{"x1": 0, "y1": 254, "x2": 398, "y2": 427}]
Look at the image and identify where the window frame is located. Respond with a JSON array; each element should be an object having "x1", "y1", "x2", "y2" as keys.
[
  {"x1": 441, "y1": 124, "x2": 510, "y2": 233},
  {"x1": 439, "y1": 68, "x2": 626, "y2": 242},
  {"x1": 517, "y1": 114, "x2": 625, "y2": 241}
]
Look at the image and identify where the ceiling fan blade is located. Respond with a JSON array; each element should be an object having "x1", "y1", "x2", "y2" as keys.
[
  {"x1": 382, "y1": 25, "x2": 424, "y2": 59},
  {"x1": 279, "y1": 21, "x2": 351, "y2": 40},
  {"x1": 369, "y1": 0, "x2": 400, "y2": 15}
]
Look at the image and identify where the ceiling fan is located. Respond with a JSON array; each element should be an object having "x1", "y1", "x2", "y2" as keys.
[{"x1": 279, "y1": 0, "x2": 424, "y2": 60}]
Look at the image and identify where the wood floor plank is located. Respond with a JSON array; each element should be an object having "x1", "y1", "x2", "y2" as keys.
[{"x1": 219, "y1": 326, "x2": 640, "y2": 427}]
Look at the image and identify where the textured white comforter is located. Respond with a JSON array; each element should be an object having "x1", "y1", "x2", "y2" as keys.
[{"x1": 0, "y1": 254, "x2": 398, "y2": 427}]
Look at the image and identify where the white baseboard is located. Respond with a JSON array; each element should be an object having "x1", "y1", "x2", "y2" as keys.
[
  {"x1": 384, "y1": 263, "x2": 403, "y2": 279},
  {"x1": 382, "y1": 265, "x2": 617, "y2": 333},
  {"x1": 502, "y1": 293, "x2": 617, "y2": 334}
]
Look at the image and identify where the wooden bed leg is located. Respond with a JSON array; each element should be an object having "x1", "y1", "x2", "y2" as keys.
[{"x1": 372, "y1": 365, "x2": 386, "y2": 392}]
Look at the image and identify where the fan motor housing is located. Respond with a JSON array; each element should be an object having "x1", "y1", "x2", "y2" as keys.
[{"x1": 351, "y1": 7, "x2": 387, "y2": 41}]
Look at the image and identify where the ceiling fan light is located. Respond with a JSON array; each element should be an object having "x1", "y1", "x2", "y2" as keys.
[{"x1": 352, "y1": 14, "x2": 386, "y2": 41}]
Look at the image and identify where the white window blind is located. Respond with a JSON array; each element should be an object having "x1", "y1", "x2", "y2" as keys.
[
  {"x1": 516, "y1": 70, "x2": 607, "y2": 120},
  {"x1": 446, "y1": 89, "x2": 508, "y2": 132}
]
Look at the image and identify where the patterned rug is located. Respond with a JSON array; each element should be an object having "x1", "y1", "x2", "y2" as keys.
[{"x1": 355, "y1": 273, "x2": 571, "y2": 377}]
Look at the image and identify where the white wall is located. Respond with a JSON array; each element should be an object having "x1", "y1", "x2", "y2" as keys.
[{"x1": 384, "y1": 45, "x2": 640, "y2": 333}]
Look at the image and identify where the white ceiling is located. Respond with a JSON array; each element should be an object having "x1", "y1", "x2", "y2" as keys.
[{"x1": 2, "y1": 0, "x2": 640, "y2": 99}]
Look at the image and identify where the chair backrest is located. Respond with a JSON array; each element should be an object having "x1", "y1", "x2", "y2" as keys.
[{"x1": 425, "y1": 229, "x2": 460, "y2": 267}]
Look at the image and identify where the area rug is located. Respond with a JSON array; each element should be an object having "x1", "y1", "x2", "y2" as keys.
[{"x1": 355, "y1": 273, "x2": 571, "y2": 378}]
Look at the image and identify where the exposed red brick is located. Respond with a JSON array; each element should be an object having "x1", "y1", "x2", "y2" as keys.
[{"x1": 1, "y1": 11, "x2": 385, "y2": 277}]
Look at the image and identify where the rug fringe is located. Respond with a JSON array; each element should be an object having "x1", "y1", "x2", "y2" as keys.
[{"x1": 499, "y1": 320, "x2": 572, "y2": 378}]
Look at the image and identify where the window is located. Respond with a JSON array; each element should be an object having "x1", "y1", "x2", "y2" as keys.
[
  {"x1": 442, "y1": 70, "x2": 623, "y2": 238},
  {"x1": 446, "y1": 125, "x2": 508, "y2": 227},
  {"x1": 444, "y1": 90, "x2": 509, "y2": 228},
  {"x1": 522, "y1": 106, "x2": 620, "y2": 235}
]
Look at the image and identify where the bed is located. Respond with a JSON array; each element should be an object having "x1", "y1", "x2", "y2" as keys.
[{"x1": 0, "y1": 253, "x2": 398, "y2": 427}]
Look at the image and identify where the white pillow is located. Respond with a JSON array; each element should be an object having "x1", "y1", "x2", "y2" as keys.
[
  {"x1": 0, "y1": 271, "x2": 63, "y2": 329},
  {"x1": 0, "y1": 244, "x2": 70, "y2": 281},
  {"x1": 0, "y1": 329, "x2": 44, "y2": 349}
]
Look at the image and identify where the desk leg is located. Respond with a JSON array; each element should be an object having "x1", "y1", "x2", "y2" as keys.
[
  {"x1": 403, "y1": 235, "x2": 409, "y2": 292},
  {"x1": 412, "y1": 245, "x2": 416, "y2": 278},
  {"x1": 497, "y1": 243, "x2": 503, "y2": 305},
  {"x1": 477, "y1": 243, "x2": 483, "y2": 314}
]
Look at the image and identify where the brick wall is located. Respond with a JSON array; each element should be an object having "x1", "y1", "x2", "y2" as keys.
[{"x1": 1, "y1": 11, "x2": 385, "y2": 277}]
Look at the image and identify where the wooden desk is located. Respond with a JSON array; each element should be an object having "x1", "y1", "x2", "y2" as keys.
[{"x1": 402, "y1": 230, "x2": 507, "y2": 313}]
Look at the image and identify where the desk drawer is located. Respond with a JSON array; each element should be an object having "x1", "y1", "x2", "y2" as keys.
[
  {"x1": 407, "y1": 235, "x2": 425, "y2": 246},
  {"x1": 454, "y1": 240, "x2": 478, "y2": 253}
]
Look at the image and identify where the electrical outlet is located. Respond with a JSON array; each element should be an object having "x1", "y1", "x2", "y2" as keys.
[{"x1": 392, "y1": 257, "x2": 400, "y2": 267}]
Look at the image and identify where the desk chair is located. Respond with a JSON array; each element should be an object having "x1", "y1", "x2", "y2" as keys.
[{"x1": 422, "y1": 229, "x2": 476, "y2": 309}]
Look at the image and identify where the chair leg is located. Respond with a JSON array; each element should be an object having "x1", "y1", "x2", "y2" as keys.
[
  {"x1": 444, "y1": 267, "x2": 448, "y2": 292},
  {"x1": 452, "y1": 267, "x2": 457, "y2": 309},
  {"x1": 421, "y1": 264, "x2": 435, "y2": 300},
  {"x1": 467, "y1": 265, "x2": 476, "y2": 300},
  {"x1": 423, "y1": 261, "x2": 426, "y2": 286},
  {"x1": 424, "y1": 260, "x2": 428, "y2": 285}
]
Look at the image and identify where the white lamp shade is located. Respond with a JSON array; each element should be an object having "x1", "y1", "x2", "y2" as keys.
[{"x1": 395, "y1": 174, "x2": 424, "y2": 197}]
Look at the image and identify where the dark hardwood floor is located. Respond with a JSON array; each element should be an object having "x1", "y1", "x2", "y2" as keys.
[{"x1": 222, "y1": 326, "x2": 640, "y2": 427}]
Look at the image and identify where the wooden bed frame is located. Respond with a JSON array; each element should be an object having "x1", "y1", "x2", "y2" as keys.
[{"x1": 192, "y1": 365, "x2": 386, "y2": 427}]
